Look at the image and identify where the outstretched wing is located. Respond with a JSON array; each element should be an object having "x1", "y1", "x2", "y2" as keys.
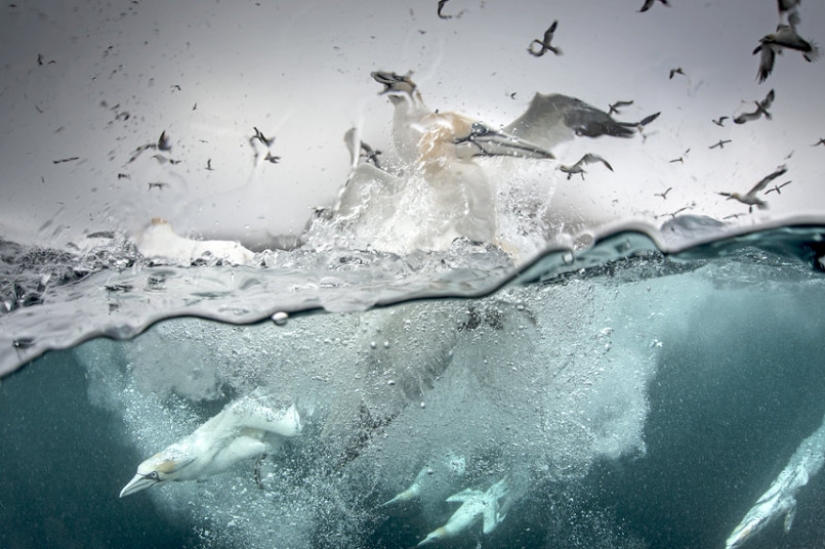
[
  {"x1": 503, "y1": 93, "x2": 657, "y2": 151},
  {"x1": 446, "y1": 488, "x2": 483, "y2": 503},
  {"x1": 748, "y1": 165, "x2": 787, "y2": 195}
]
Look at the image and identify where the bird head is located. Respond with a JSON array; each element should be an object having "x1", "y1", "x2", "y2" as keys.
[
  {"x1": 119, "y1": 450, "x2": 196, "y2": 497},
  {"x1": 417, "y1": 527, "x2": 447, "y2": 546},
  {"x1": 371, "y1": 70, "x2": 417, "y2": 96}
]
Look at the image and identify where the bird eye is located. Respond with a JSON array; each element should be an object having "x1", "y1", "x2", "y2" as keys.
[{"x1": 145, "y1": 471, "x2": 159, "y2": 480}]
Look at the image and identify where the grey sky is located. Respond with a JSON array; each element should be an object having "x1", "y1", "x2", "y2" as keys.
[{"x1": 0, "y1": 0, "x2": 822, "y2": 249}]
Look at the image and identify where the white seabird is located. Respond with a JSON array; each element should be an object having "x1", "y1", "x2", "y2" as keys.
[
  {"x1": 119, "y1": 394, "x2": 301, "y2": 497},
  {"x1": 733, "y1": 89, "x2": 775, "y2": 124},
  {"x1": 135, "y1": 217, "x2": 255, "y2": 265},
  {"x1": 417, "y1": 477, "x2": 509, "y2": 546},
  {"x1": 558, "y1": 153, "x2": 613, "y2": 180},
  {"x1": 753, "y1": 24, "x2": 820, "y2": 83},
  {"x1": 528, "y1": 20, "x2": 562, "y2": 57},
  {"x1": 717, "y1": 164, "x2": 787, "y2": 212}
]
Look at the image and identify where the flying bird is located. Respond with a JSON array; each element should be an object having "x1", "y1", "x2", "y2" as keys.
[
  {"x1": 668, "y1": 148, "x2": 690, "y2": 163},
  {"x1": 733, "y1": 89, "x2": 775, "y2": 124},
  {"x1": 754, "y1": 24, "x2": 820, "y2": 83},
  {"x1": 640, "y1": 0, "x2": 670, "y2": 13},
  {"x1": 528, "y1": 21, "x2": 563, "y2": 57},
  {"x1": 559, "y1": 153, "x2": 613, "y2": 180},
  {"x1": 437, "y1": 0, "x2": 452, "y2": 19},
  {"x1": 811, "y1": 138, "x2": 825, "y2": 147},
  {"x1": 250, "y1": 127, "x2": 280, "y2": 164},
  {"x1": 718, "y1": 164, "x2": 787, "y2": 212},
  {"x1": 654, "y1": 187, "x2": 673, "y2": 200},
  {"x1": 608, "y1": 100, "x2": 634, "y2": 115},
  {"x1": 669, "y1": 67, "x2": 686, "y2": 79},
  {"x1": 206, "y1": 158, "x2": 214, "y2": 171},
  {"x1": 765, "y1": 180, "x2": 792, "y2": 195},
  {"x1": 777, "y1": 0, "x2": 802, "y2": 28},
  {"x1": 712, "y1": 116, "x2": 729, "y2": 127},
  {"x1": 709, "y1": 139, "x2": 732, "y2": 149}
]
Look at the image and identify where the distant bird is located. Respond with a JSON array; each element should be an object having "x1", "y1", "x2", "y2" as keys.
[
  {"x1": 640, "y1": 0, "x2": 669, "y2": 12},
  {"x1": 559, "y1": 153, "x2": 613, "y2": 180},
  {"x1": 608, "y1": 100, "x2": 634, "y2": 115},
  {"x1": 723, "y1": 213, "x2": 744, "y2": 220},
  {"x1": 754, "y1": 24, "x2": 820, "y2": 83},
  {"x1": 669, "y1": 148, "x2": 690, "y2": 163},
  {"x1": 437, "y1": 0, "x2": 451, "y2": 19},
  {"x1": 147, "y1": 182, "x2": 169, "y2": 190},
  {"x1": 250, "y1": 127, "x2": 280, "y2": 164},
  {"x1": 171, "y1": 84, "x2": 181, "y2": 91},
  {"x1": 359, "y1": 141, "x2": 383, "y2": 169},
  {"x1": 733, "y1": 89, "x2": 775, "y2": 124},
  {"x1": 765, "y1": 180, "x2": 792, "y2": 195},
  {"x1": 709, "y1": 139, "x2": 732, "y2": 150},
  {"x1": 718, "y1": 164, "x2": 787, "y2": 212},
  {"x1": 655, "y1": 187, "x2": 673, "y2": 199},
  {"x1": 206, "y1": 158, "x2": 214, "y2": 171},
  {"x1": 528, "y1": 21, "x2": 563, "y2": 57},
  {"x1": 712, "y1": 116, "x2": 729, "y2": 127},
  {"x1": 37, "y1": 53, "x2": 44, "y2": 66},
  {"x1": 657, "y1": 205, "x2": 693, "y2": 219},
  {"x1": 158, "y1": 131, "x2": 172, "y2": 152},
  {"x1": 812, "y1": 138, "x2": 825, "y2": 147},
  {"x1": 669, "y1": 67, "x2": 686, "y2": 79}
]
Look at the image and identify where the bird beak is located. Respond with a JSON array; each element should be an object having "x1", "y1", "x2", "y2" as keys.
[
  {"x1": 371, "y1": 70, "x2": 416, "y2": 95},
  {"x1": 119, "y1": 473, "x2": 159, "y2": 498},
  {"x1": 453, "y1": 123, "x2": 555, "y2": 160}
]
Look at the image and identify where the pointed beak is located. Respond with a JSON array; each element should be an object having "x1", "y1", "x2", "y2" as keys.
[
  {"x1": 370, "y1": 71, "x2": 416, "y2": 95},
  {"x1": 453, "y1": 123, "x2": 555, "y2": 160},
  {"x1": 119, "y1": 473, "x2": 158, "y2": 498}
]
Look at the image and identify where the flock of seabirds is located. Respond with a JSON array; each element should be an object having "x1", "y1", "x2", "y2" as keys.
[{"x1": 107, "y1": 1, "x2": 825, "y2": 548}]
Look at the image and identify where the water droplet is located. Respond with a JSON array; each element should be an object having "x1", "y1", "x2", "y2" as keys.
[
  {"x1": 370, "y1": 341, "x2": 377, "y2": 349},
  {"x1": 383, "y1": 341, "x2": 390, "y2": 349},
  {"x1": 420, "y1": 401, "x2": 426, "y2": 408},
  {"x1": 271, "y1": 311, "x2": 288, "y2": 325},
  {"x1": 387, "y1": 379, "x2": 395, "y2": 385},
  {"x1": 562, "y1": 251, "x2": 574, "y2": 265}
]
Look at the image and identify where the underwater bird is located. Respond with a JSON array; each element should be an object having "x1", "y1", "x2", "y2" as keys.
[
  {"x1": 654, "y1": 187, "x2": 672, "y2": 199},
  {"x1": 753, "y1": 24, "x2": 820, "y2": 83},
  {"x1": 717, "y1": 164, "x2": 787, "y2": 212},
  {"x1": 120, "y1": 394, "x2": 300, "y2": 497},
  {"x1": 639, "y1": 0, "x2": 669, "y2": 12},
  {"x1": 713, "y1": 116, "x2": 729, "y2": 127},
  {"x1": 528, "y1": 21, "x2": 562, "y2": 57},
  {"x1": 382, "y1": 466, "x2": 432, "y2": 506},
  {"x1": 765, "y1": 180, "x2": 792, "y2": 195},
  {"x1": 669, "y1": 67, "x2": 686, "y2": 79},
  {"x1": 811, "y1": 138, "x2": 825, "y2": 147},
  {"x1": 709, "y1": 139, "x2": 732, "y2": 150},
  {"x1": 417, "y1": 478, "x2": 509, "y2": 546},
  {"x1": 733, "y1": 89, "x2": 775, "y2": 124},
  {"x1": 608, "y1": 99, "x2": 634, "y2": 115},
  {"x1": 559, "y1": 153, "x2": 613, "y2": 180},
  {"x1": 726, "y1": 412, "x2": 825, "y2": 549}
]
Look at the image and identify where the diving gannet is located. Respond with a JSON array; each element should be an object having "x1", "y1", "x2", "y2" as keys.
[
  {"x1": 717, "y1": 164, "x2": 787, "y2": 212},
  {"x1": 754, "y1": 25, "x2": 820, "y2": 83},
  {"x1": 639, "y1": 0, "x2": 669, "y2": 12},
  {"x1": 382, "y1": 465, "x2": 432, "y2": 506},
  {"x1": 726, "y1": 411, "x2": 825, "y2": 549},
  {"x1": 120, "y1": 395, "x2": 301, "y2": 497},
  {"x1": 709, "y1": 139, "x2": 732, "y2": 150},
  {"x1": 559, "y1": 153, "x2": 613, "y2": 180},
  {"x1": 528, "y1": 21, "x2": 562, "y2": 57},
  {"x1": 712, "y1": 116, "x2": 729, "y2": 127},
  {"x1": 733, "y1": 89, "x2": 775, "y2": 124},
  {"x1": 417, "y1": 478, "x2": 509, "y2": 546}
]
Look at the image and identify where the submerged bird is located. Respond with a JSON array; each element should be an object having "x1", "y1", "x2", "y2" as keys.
[
  {"x1": 733, "y1": 89, "x2": 775, "y2": 124},
  {"x1": 608, "y1": 99, "x2": 634, "y2": 115},
  {"x1": 528, "y1": 21, "x2": 562, "y2": 57},
  {"x1": 709, "y1": 139, "x2": 732, "y2": 149},
  {"x1": 754, "y1": 24, "x2": 820, "y2": 83},
  {"x1": 382, "y1": 466, "x2": 433, "y2": 506},
  {"x1": 119, "y1": 394, "x2": 300, "y2": 497},
  {"x1": 639, "y1": 0, "x2": 669, "y2": 12},
  {"x1": 417, "y1": 478, "x2": 509, "y2": 546},
  {"x1": 726, "y1": 411, "x2": 825, "y2": 549},
  {"x1": 559, "y1": 153, "x2": 613, "y2": 180},
  {"x1": 713, "y1": 116, "x2": 729, "y2": 127},
  {"x1": 717, "y1": 164, "x2": 787, "y2": 212}
]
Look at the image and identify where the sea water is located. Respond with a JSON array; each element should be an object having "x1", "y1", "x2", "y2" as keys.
[{"x1": 2, "y1": 222, "x2": 825, "y2": 549}]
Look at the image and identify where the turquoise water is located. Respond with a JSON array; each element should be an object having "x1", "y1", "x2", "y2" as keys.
[{"x1": 3, "y1": 223, "x2": 825, "y2": 548}]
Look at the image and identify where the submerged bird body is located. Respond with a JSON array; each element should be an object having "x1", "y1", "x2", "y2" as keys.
[
  {"x1": 417, "y1": 478, "x2": 509, "y2": 546},
  {"x1": 120, "y1": 395, "x2": 301, "y2": 497}
]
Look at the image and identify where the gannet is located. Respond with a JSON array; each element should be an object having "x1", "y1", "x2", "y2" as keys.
[
  {"x1": 559, "y1": 153, "x2": 613, "y2": 180},
  {"x1": 733, "y1": 89, "x2": 775, "y2": 124},
  {"x1": 717, "y1": 164, "x2": 787, "y2": 212},
  {"x1": 709, "y1": 139, "x2": 732, "y2": 149},
  {"x1": 417, "y1": 478, "x2": 509, "y2": 546},
  {"x1": 120, "y1": 395, "x2": 301, "y2": 497},
  {"x1": 639, "y1": 0, "x2": 669, "y2": 12},
  {"x1": 250, "y1": 126, "x2": 280, "y2": 165},
  {"x1": 382, "y1": 465, "x2": 432, "y2": 506},
  {"x1": 528, "y1": 21, "x2": 562, "y2": 57},
  {"x1": 669, "y1": 67, "x2": 685, "y2": 79},
  {"x1": 726, "y1": 413, "x2": 825, "y2": 549},
  {"x1": 764, "y1": 180, "x2": 792, "y2": 195},
  {"x1": 754, "y1": 25, "x2": 820, "y2": 83},
  {"x1": 608, "y1": 99, "x2": 634, "y2": 115},
  {"x1": 668, "y1": 148, "x2": 690, "y2": 164},
  {"x1": 712, "y1": 116, "x2": 729, "y2": 127},
  {"x1": 654, "y1": 187, "x2": 672, "y2": 200}
]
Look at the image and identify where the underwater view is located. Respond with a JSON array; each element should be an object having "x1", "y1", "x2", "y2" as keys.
[{"x1": 2, "y1": 1, "x2": 825, "y2": 548}]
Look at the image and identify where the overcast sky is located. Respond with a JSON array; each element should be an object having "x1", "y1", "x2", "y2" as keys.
[{"x1": 0, "y1": 0, "x2": 823, "y2": 248}]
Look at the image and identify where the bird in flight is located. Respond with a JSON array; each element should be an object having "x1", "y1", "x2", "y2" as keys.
[
  {"x1": 559, "y1": 153, "x2": 613, "y2": 180},
  {"x1": 709, "y1": 139, "x2": 732, "y2": 150},
  {"x1": 640, "y1": 0, "x2": 669, "y2": 13},
  {"x1": 528, "y1": 21, "x2": 563, "y2": 57},
  {"x1": 718, "y1": 165, "x2": 787, "y2": 212},
  {"x1": 733, "y1": 89, "x2": 775, "y2": 124},
  {"x1": 712, "y1": 116, "x2": 729, "y2": 127}
]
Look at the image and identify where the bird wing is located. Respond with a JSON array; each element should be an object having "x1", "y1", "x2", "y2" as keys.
[
  {"x1": 733, "y1": 109, "x2": 760, "y2": 124},
  {"x1": 761, "y1": 89, "x2": 776, "y2": 109},
  {"x1": 581, "y1": 153, "x2": 613, "y2": 171},
  {"x1": 754, "y1": 44, "x2": 776, "y2": 83},
  {"x1": 482, "y1": 504, "x2": 499, "y2": 534},
  {"x1": 446, "y1": 488, "x2": 483, "y2": 503},
  {"x1": 749, "y1": 165, "x2": 787, "y2": 195},
  {"x1": 544, "y1": 20, "x2": 558, "y2": 41},
  {"x1": 226, "y1": 397, "x2": 302, "y2": 437},
  {"x1": 640, "y1": 0, "x2": 654, "y2": 12},
  {"x1": 504, "y1": 93, "x2": 645, "y2": 150}
]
